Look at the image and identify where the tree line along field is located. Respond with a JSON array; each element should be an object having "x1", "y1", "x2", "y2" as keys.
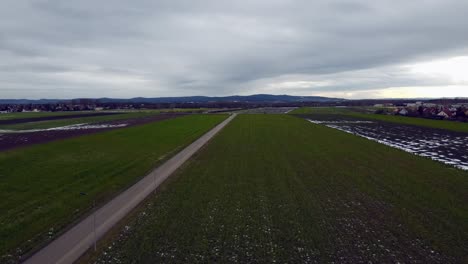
[
  {"x1": 0, "y1": 114, "x2": 227, "y2": 259},
  {"x1": 87, "y1": 114, "x2": 468, "y2": 263},
  {"x1": 290, "y1": 107, "x2": 468, "y2": 133}
]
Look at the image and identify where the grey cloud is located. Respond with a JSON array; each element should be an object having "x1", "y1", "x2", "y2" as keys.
[{"x1": 1, "y1": 0, "x2": 468, "y2": 99}]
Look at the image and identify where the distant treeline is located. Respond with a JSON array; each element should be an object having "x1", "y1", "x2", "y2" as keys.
[{"x1": 2, "y1": 98, "x2": 468, "y2": 113}]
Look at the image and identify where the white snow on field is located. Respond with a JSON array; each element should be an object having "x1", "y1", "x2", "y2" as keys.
[
  {"x1": 308, "y1": 119, "x2": 468, "y2": 171},
  {"x1": 0, "y1": 123, "x2": 128, "y2": 134}
]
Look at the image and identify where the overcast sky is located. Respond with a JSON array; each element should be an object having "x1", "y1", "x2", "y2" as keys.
[{"x1": 1, "y1": 0, "x2": 468, "y2": 99}]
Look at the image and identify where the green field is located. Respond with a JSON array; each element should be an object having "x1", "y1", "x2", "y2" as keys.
[
  {"x1": 289, "y1": 106, "x2": 355, "y2": 115},
  {"x1": 114, "y1": 108, "x2": 212, "y2": 114},
  {"x1": 89, "y1": 114, "x2": 468, "y2": 263},
  {"x1": 0, "y1": 112, "x2": 156, "y2": 130},
  {"x1": 156, "y1": 108, "x2": 211, "y2": 113},
  {"x1": 0, "y1": 111, "x2": 95, "y2": 121},
  {"x1": 0, "y1": 109, "x2": 209, "y2": 122},
  {"x1": 0, "y1": 109, "x2": 213, "y2": 130},
  {"x1": 291, "y1": 107, "x2": 468, "y2": 133},
  {"x1": 0, "y1": 114, "x2": 226, "y2": 257}
]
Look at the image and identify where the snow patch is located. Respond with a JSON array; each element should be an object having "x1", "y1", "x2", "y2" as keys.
[{"x1": 308, "y1": 119, "x2": 468, "y2": 171}]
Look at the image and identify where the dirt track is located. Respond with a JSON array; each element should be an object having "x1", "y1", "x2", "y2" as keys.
[{"x1": 0, "y1": 114, "x2": 183, "y2": 152}]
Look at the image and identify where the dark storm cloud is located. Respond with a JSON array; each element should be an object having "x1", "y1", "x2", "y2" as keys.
[{"x1": 1, "y1": 0, "x2": 468, "y2": 99}]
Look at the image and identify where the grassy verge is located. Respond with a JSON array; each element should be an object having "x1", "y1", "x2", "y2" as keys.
[
  {"x1": 0, "y1": 114, "x2": 226, "y2": 258},
  {"x1": 88, "y1": 115, "x2": 468, "y2": 263},
  {"x1": 0, "y1": 112, "x2": 155, "y2": 130},
  {"x1": 291, "y1": 107, "x2": 468, "y2": 133}
]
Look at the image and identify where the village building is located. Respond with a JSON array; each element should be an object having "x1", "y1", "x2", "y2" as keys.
[
  {"x1": 423, "y1": 107, "x2": 437, "y2": 116},
  {"x1": 437, "y1": 109, "x2": 453, "y2": 119},
  {"x1": 437, "y1": 111, "x2": 448, "y2": 119},
  {"x1": 399, "y1": 109, "x2": 409, "y2": 116},
  {"x1": 423, "y1": 103, "x2": 437, "y2": 108}
]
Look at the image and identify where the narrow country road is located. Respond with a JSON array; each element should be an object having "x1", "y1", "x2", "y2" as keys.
[{"x1": 23, "y1": 113, "x2": 237, "y2": 264}]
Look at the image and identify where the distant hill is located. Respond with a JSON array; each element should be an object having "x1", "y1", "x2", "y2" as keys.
[{"x1": 0, "y1": 94, "x2": 345, "y2": 104}]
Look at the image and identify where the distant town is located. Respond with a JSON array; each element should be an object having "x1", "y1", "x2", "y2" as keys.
[
  {"x1": 1, "y1": 96, "x2": 468, "y2": 122},
  {"x1": 374, "y1": 101, "x2": 468, "y2": 121}
]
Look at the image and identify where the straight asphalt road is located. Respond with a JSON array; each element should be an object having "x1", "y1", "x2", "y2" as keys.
[{"x1": 23, "y1": 113, "x2": 237, "y2": 264}]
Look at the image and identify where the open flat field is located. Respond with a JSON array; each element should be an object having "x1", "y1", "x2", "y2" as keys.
[
  {"x1": 291, "y1": 107, "x2": 468, "y2": 133},
  {"x1": 290, "y1": 107, "x2": 355, "y2": 115},
  {"x1": 293, "y1": 107, "x2": 468, "y2": 171},
  {"x1": 89, "y1": 115, "x2": 468, "y2": 263},
  {"x1": 236, "y1": 107, "x2": 297, "y2": 114},
  {"x1": 0, "y1": 114, "x2": 185, "y2": 152},
  {"x1": 0, "y1": 108, "x2": 211, "y2": 122},
  {"x1": 0, "y1": 112, "x2": 150, "y2": 130},
  {"x1": 0, "y1": 109, "x2": 212, "y2": 131},
  {"x1": 0, "y1": 114, "x2": 226, "y2": 260},
  {"x1": 306, "y1": 116, "x2": 468, "y2": 170},
  {"x1": 0, "y1": 111, "x2": 95, "y2": 121}
]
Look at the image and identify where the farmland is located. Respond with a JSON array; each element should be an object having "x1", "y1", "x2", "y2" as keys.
[
  {"x1": 0, "y1": 112, "x2": 150, "y2": 130},
  {"x1": 292, "y1": 107, "x2": 468, "y2": 170},
  {"x1": 235, "y1": 107, "x2": 297, "y2": 114},
  {"x1": 0, "y1": 114, "x2": 226, "y2": 259},
  {"x1": 0, "y1": 108, "x2": 211, "y2": 121},
  {"x1": 307, "y1": 117, "x2": 468, "y2": 171},
  {"x1": 291, "y1": 107, "x2": 468, "y2": 133},
  {"x1": 0, "y1": 111, "x2": 95, "y2": 121},
  {"x1": 88, "y1": 115, "x2": 468, "y2": 263},
  {"x1": 0, "y1": 114, "x2": 186, "y2": 152},
  {"x1": 0, "y1": 109, "x2": 214, "y2": 131}
]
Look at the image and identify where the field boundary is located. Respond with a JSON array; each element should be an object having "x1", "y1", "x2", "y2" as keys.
[{"x1": 22, "y1": 114, "x2": 237, "y2": 264}]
